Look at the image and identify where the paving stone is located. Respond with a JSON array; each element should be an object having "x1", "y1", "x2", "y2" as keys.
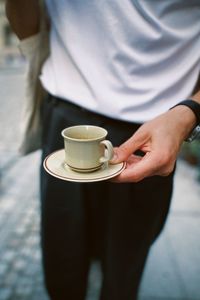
[
  {"x1": 0, "y1": 288, "x2": 12, "y2": 300},
  {"x1": 0, "y1": 197, "x2": 16, "y2": 210},
  {"x1": 86, "y1": 263, "x2": 101, "y2": 300},
  {"x1": 31, "y1": 250, "x2": 41, "y2": 262},
  {"x1": 2, "y1": 250, "x2": 16, "y2": 263},
  {"x1": 7, "y1": 236, "x2": 22, "y2": 248},
  {"x1": 171, "y1": 161, "x2": 200, "y2": 214},
  {"x1": 0, "y1": 264, "x2": 8, "y2": 277},
  {"x1": 12, "y1": 259, "x2": 27, "y2": 272},
  {"x1": 139, "y1": 232, "x2": 186, "y2": 299},
  {"x1": 15, "y1": 276, "x2": 34, "y2": 289},
  {"x1": 3, "y1": 270, "x2": 19, "y2": 287},
  {"x1": 31, "y1": 287, "x2": 50, "y2": 300},
  {"x1": 166, "y1": 216, "x2": 200, "y2": 299},
  {"x1": 23, "y1": 263, "x2": 41, "y2": 277},
  {"x1": 25, "y1": 235, "x2": 40, "y2": 248},
  {"x1": 14, "y1": 285, "x2": 33, "y2": 298}
]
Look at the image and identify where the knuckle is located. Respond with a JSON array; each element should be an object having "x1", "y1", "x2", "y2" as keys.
[
  {"x1": 158, "y1": 151, "x2": 171, "y2": 167},
  {"x1": 161, "y1": 165, "x2": 174, "y2": 176},
  {"x1": 123, "y1": 172, "x2": 142, "y2": 183},
  {"x1": 162, "y1": 153, "x2": 170, "y2": 165},
  {"x1": 119, "y1": 144, "x2": 129, "y2": 156},
  {"x1": 134, "y1": 177, "x2": 143, "y2": 183},
  {"x1": 131, "y1": 174, "x2": 144, "y2": 182},
  {"x1": 162, "y1": 171, "x2": 171, "y2": 177}
]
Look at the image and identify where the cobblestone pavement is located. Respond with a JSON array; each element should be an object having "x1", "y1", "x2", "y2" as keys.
[
  {"x1": 0, "y1": 149, "x2": 101, "y2": 300},
  {"x1": 0, "y1": 67, "x2": 200, "y2": 300},
  {"x1": 0, "y1": 150, "x2": 47, "y2": 300},
  {"x1": 0, "y1": 67, "x2": 102, "y2": 300}
]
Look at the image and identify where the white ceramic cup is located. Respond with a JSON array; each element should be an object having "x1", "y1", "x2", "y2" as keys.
[{"x1": 61, "y1": 125, "x2": 114, "y2": 172}]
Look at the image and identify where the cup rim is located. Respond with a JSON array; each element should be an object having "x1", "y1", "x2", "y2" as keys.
[{"x1": 61, "y1": 125, "x2": 108, "y2": 142}]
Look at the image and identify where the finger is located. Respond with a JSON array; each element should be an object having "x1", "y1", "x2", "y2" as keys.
[
  {"x1": 123, "y1": 154, "x2": 143, "y2": 168},
  {"x1": 113, "y1": 152, "x2": 159, "y2": 182},
  {"x1": 111, "y1": 129, "x2": 148, "y2": 164},
  {"x1": 110, "y1": 154, "x2": 143, "y2": 182}
]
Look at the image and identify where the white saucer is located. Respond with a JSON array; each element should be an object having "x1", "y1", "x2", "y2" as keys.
[{"x1": 43, "y1": 149, "x2": 126, "y2": 183}]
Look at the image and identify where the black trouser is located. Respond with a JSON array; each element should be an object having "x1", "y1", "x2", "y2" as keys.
[{"x1": 40, "y1": 94, "x2": 175, "y2": 300}]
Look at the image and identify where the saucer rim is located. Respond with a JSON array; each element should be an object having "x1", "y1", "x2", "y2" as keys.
[{"x1": 43, "y1": 149, "x2": 126, "y2": 183}]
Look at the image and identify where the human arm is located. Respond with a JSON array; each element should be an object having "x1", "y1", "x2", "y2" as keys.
[
  {"x1": 5, "y1": 0, "x2": 40, "y2": 39},
  {"x1": 111, "y1": 90, "x2": 200, "y2": 182}
]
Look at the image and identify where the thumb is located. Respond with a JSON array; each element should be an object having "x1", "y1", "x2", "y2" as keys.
[{"x1": 111, "y1": 130, "x2": 147, "y2": 163}]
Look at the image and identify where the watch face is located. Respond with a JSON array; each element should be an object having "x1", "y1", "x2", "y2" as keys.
[{"x1": 186, "y1": 125, "x2": 200, "y2": 142}]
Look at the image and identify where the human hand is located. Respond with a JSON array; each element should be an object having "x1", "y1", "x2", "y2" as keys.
[{"x1": 111, "y1": 105, "x2": 197, "y2": 182}]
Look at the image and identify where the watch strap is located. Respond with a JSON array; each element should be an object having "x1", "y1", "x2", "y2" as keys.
[
  {"x1": 171, "y1": 99, "x2": 200, "y2": 125},
  {"x1": 171, "y1": 99, "x2": 200, "y2": 142}
]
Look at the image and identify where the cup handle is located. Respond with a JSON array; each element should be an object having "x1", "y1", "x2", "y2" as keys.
[{"x1": 99, "y1": 140, "x2": 114, "y2": 165}]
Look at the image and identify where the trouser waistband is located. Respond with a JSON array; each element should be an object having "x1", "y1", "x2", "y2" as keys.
[{"x1": 46, "y1": 93, "x2": 142, "y2": 129}]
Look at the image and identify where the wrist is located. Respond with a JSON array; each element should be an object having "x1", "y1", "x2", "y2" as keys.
[
  {"x1": 170, "y1": 99, "x2": 200, "y2": 141},
  {"x1": 169, "y1": 105, "x2": 196, "y2": 140}
]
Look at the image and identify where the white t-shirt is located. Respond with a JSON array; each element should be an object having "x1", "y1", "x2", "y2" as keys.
[{"x1": 41, "y1": 0, "x2": 200, "y2": 123}]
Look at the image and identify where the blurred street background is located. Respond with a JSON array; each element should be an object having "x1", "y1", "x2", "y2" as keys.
[{"x1": 0, "y1": 2, "x2": 200, "y2": 299}]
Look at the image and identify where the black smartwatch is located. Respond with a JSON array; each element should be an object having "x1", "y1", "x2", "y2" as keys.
[{"x1": 171, "y1": 99, "x2": 200, "y2": 142}]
